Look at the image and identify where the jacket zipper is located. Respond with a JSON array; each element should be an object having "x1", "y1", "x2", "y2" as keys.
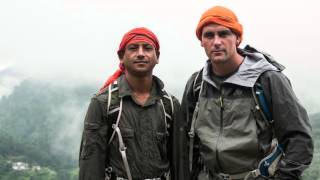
[{"x1": 215, "y1": 85, "x2": 224, "y2": 172}]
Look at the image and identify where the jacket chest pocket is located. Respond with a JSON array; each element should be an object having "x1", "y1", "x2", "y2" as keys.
[
  {"x1": 119, "y1": 127, "x2": 135, "y2": 145},
  {"x1": 155, "y1": 132, "x2": 169, "y2": 160},
  {"x1": 109, "y1": 127, "x2": 135, "y2": 149}
]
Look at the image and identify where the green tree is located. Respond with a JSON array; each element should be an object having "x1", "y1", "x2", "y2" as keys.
[
  {"x1": 0, "y1": 79, "x2": 96, "y2": 179},
  {"x1": 303, "y1": 113, "x2": 320, "y2": 179}
]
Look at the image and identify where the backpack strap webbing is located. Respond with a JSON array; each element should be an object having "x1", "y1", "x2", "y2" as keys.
[
  {"x1": 160, "y1": 89, "x2": 174, "y2": 133},
  {"x1": 188, "y1": 69, "x2": 203, "y2": 171},
  {"x1": 107, "y1": 81, "x2": 121, "y2": 144},
  {"x1": 105, "y1": 81, "x2": 132, "y2": 180},
  {"x1": 192, "y1": 69, "x2": 203, "y2": 99},
  {"x1": 252, "y1": 83, "x2": 273, "y2": 124},
  {"x1": 251, "y1": 82, "x2": 284, "y2": 178}
]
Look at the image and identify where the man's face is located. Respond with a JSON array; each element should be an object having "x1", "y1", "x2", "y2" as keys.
[
  {"x1": 201, "y1": 24, "x2": 239, "y2": 65},
  {"x1": 120, "y1": 41, "x2": 159, "y2": 77}
]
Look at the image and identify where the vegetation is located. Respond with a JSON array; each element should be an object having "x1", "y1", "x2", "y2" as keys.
[
  {"x1": 0, "y1": 79, "x2": 95, "y2": 179},
  {"x1": 0, "y1": 79, "x2": 319, "y2": 179},
  {"x1": 303, "y1": 113, "x2": 320, "y2": 180}
]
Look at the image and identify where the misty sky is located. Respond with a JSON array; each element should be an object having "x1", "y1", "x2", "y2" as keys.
[{"x1": 1, "y1": 0, "x2": 320, "y2": 113}]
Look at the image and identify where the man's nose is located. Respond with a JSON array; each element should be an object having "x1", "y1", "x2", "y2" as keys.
[
  {"x1": 212, "y1": 35, "x2": 222, "y2": 45},
  {"x1": 137, "y1": 46, "x2": 145, "y2": 59},
  {"x1": 137, "y1": 46, "x2": 145, "y2": 55}
]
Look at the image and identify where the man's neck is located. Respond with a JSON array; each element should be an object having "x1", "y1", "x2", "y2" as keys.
[
  {"x1": 124, "y1": 73, "x2": 153, "y2": 105},
  {"x1": 212, "y1": 53, "x2": 244, "y2": 77},
  {"x1": 125, "y1": 73, "x2": 153, "y2": 93}
]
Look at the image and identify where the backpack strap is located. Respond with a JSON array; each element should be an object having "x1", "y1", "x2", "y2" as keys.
[
  {"x1": 105, "y1": 81, "x2": 133, "y2": 180},
  {"x1": 107, "y1": 81, "x2": 121, "y2": 144},
  {"x1": 245, "y1": 140, "x2": 284, "y2": 179},
  {"x1": 252, "y1": 83, "x2": 273, "y2": 124},
  {"x1": 159, "y1": 89, "x2": 174, "y2": 179},
  {"x1": 192, "y1": 69, "x2": 203, "y2": 98},
  {"x1": 162, "y1": 89, "x2": 174, "y2": 119},
  {"x1": 245, "y1": 46, "x2": 285, "y2": 176},
  {"x1": 111, "y1": 118, "x2": 132, "y2": 180},
  {"x1": 188, "y1": 69, "x2": 204, "y2": 171},
  {"x1": 160, "y1": 89, "x2": 174, "y2": 133},
  {"x1": 251, "y1": 82, "x2": 284, "y2": 178}
]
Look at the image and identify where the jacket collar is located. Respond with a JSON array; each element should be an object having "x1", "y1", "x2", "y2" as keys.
[
  {"x1": 203, "y1": 48, "x2": 281, "y2": 88},
  {"x1": 117, "y1": 74, "x2": 165, "y2": 100}
]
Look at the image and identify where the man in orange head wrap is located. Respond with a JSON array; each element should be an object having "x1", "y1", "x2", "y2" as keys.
[
  {"x1": 181, "y1": 5, "x2": 313, "y2": 180},
  {"x1": 79, "y1": 27, "x2": 181, "y2": 180}
]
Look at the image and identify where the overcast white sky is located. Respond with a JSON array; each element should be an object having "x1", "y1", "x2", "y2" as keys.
[{"x1": 1, "y1": 0, "x2": 320, "y2": 113}]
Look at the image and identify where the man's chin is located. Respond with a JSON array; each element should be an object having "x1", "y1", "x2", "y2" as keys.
[
  {"x1": 128, "y1": 70, "x2": 153, "y2": 77},
  {"x1": 210, "y1": 57, "x2": 226, "y2": 63}
]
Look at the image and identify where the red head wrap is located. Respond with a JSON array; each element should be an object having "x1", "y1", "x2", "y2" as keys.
[
  {"x1": 117, "y1": 27, "x2": 160, "y2": 57},
  {"x1": 99, "y1": 27, "x2": 160, "y2": 92},
  {"x1": 196, "y1": 6, "x2": 243, "y2": 45}
]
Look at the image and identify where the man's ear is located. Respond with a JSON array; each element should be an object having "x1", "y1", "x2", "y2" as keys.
[
  {"x1": 117, "y1": 50, "x2": 124, "y2": 59},
  {"x1": 236, "y1": 37, "x2": 240, "y2": 46},
  {"x1": 200, "y1": 40, "x2": 204, "y2": 47},
  {"x1": 156, "y1": 52, "x2": 160, "y2": 64}
]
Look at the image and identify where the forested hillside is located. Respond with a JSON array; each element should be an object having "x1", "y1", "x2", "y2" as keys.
[
  {"x1": 0, "y1": 79, "x2": 319, "y2": 179},
  {"x1": 303, "y1": 113, "x2": 320, "y2": 179},
  {"x1": 0, "y1": 80, "x2": 96, "y2": 179}
]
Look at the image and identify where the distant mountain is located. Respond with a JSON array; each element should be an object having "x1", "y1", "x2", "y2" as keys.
[
  {"x1": 0, "y1": 63, "x2": 23, "y2": 98},
  {"x1": 0, "y1": 79, "x2": 97, "y2": 170}
]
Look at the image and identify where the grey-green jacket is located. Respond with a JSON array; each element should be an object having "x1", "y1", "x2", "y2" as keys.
[
  {"x1": 79, "y1": 75, "x2": 181, "y2": 180},
  {"x1": 181, "y1": 48, "x2": 313, "y2": 179}
]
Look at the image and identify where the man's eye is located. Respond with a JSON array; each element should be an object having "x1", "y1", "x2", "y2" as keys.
[
  {"x1": 204, "y1": 32, "x2": 214, "y2": 39},
  {"x1": 218, "y1": 30, "x2": 232, "y2": 37},
  {"x1": 144, "y1": 45, "x2": 154, "y2": 50}
]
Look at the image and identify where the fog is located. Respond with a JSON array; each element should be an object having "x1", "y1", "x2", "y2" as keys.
[{"x1": 1, "y1": 0, "x2": 320, "y2": 113}]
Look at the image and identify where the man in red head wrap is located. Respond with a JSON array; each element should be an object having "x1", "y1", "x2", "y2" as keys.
[
  {"x1": 79, "y1": 27, "x2": 181, "y2": 180},
  {"x1": 181, "y1": 5, "x2": 313, "y2": 180},
  {"x1": 99, "y1": 27, "x2": 160, "y2": 92}
]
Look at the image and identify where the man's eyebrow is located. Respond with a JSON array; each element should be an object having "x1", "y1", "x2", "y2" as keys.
[
  {"x1": 203, "y1": 29, "x2": 232, "y2": 35},
  {"x1": 127, "y1": 43, "x2": 138, "y2": 47},
  {"x1": 143, "y1": 43, "x2": 153, "y2": 46},
  {"x1": 220, "y1": 29, "x2": 231, "y2": 32}
]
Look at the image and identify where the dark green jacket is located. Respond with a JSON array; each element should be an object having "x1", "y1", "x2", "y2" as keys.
[
  {"x1": 181, "y1": 48, "x2": 313, "y2": 179},
  {"x1": 79, "y1": 75, "x2": 181, "y2": 180}
]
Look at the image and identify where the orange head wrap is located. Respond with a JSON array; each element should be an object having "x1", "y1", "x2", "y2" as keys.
[
  {"x1": 99, "y1": 27, "x2": 160, "y2": 92},
  {"x1": 196, "y1": 6, "x2": 243, "y2": 44}
]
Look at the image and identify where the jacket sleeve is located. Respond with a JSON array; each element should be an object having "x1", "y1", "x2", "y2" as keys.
[
  {"x1": 79, "y1": 97, "x2": 109, "y2": 180},
  {"x1": 170, "y1": 96, "x2": 182, "y2": 180},
  {"x1": 180, "y1": 72, "x2": 200, "y2": 179},
  {"x1": 260, "y1": 71, "x2": 314, "y2": 179}
]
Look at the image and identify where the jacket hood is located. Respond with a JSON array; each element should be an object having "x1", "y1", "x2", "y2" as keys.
[{"x1": 203, "y1": 45, "x2": 285, "y2": 88}]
